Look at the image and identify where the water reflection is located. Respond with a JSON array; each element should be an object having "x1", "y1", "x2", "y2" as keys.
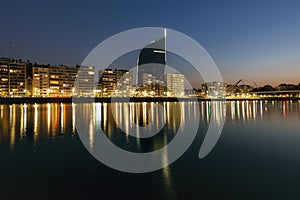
[
  {"x1": 1, "y1": 100, "x2": 300, "y2": 151},
  {"x1": 1, "y1": 100, "x2": 300, "y2": 198},
  {"x1": 0, "y1": 103, "x2": 73, "y2": 149}
]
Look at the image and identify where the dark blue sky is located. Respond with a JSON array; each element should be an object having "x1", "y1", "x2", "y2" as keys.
[{"x1": 1, "y1": 0, "x2": 300, "y2": 85}]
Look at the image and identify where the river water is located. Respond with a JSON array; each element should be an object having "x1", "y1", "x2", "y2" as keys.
[{"x1": 0, "y1": 100, "x2": 300, "y2": 199}]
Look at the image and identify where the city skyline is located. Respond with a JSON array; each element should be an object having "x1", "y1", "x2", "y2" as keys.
[
  {"x1": 1, "y1": 1, "x2": 300, "y2": 85},
  {"x1": 1, "y1": 56, "x2": 299, "y2": 87},
  {"x1": 1, "y1": 56, "x2": 300, "y2": 101},
  {"x1": 2, "y1": 2, "x2": 300, "y2": 199}
]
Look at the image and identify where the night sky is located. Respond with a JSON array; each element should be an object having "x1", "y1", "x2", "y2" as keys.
[{"x1": 1, "y1": 0, "x2": 300, "y2": 85}]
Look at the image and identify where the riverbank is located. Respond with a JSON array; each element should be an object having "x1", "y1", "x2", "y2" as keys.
[{"x1": 0, "y1": 96, "x2": 299, "y2": 104}]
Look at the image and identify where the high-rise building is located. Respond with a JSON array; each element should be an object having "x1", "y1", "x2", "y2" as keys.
[
  {"x1": 32, "y1": 65, "x2": 50, "y2": 97},
  {"x1": 166, "y1": 73, "x2": 185, "y2": 97},
  {"x1": 137, "y1": 30, "x2": 166, "y2": 87}
]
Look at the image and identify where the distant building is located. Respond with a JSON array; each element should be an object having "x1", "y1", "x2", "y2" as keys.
[
  {"x1": 185, "y1": 89, "x2": 196, "y2": 96},
  {"x1": 276, "y1": 84, "x2": 298, "y2": 91},
  {"x1": 237, "y1": 85, "x2": 253, "y2": 94},
  {"x1": 201, "y1": 83, "x2": 208, "y2": 96},
  {"x1": 206, "y1": 82, "x2": 226, "y2": 98}
]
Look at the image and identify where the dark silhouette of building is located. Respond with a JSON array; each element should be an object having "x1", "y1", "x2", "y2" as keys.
[{"x1": 137, "y1": 36, "x2": 166, "y2": 86}]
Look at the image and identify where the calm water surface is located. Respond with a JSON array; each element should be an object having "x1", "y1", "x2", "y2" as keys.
[{"x1": 1, "y1": 101, "x2": 300, "y2": 200}]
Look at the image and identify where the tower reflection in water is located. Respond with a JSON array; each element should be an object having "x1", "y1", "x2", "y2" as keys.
[
  {"x1": 1, "y1": 100, "x2": 300, "y2": 199},
  {"x1": 1, "y1": 100, "x2": 299, "y2": 152}
]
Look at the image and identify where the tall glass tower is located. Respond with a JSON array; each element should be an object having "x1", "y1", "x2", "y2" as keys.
[{"x1": 137, "y1": 29, "x2": 166, "y2": 86}]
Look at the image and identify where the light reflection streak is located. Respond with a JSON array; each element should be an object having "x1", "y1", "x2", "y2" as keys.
[
  {"x1": 103, "y1": 103, "x2": 107, "y2": 133},
  {"x1": 142, "y1": 102, "x2": 147, "y2": 126},
  {"x1": 124, "y1": 103, "x2": 129, "y2": 141},
  {"x1": 231, "y1": 101, "x2": 235, "y2": 120},
  {"x1": 135, "y1": 103, "x2": 140, "y2": 149},
  {"x1": 201, "y1": 102, "x2": 204, "y2": 120},
  {"x1": 167, "y1": 102, "x2": 170, "y2": 123},
  {"x1": 72, "y1": 103, "x2": 76, "y2": 133},
  {"x1": 10, "y1": 104, "x2": 16, "y2": 150},
  {"x1": 89, "y1": 116, "x2": 94, "y2": 151},
  {"x1": 60, "y1": 103, "x2": 64, "y2": 133},
  {"x1": 237, "y1": 101, "x2": 240, "y2": 120},
  {"x1": 47, "y1": 103, "x2": 51, "y2": 134},
  {"x1": 193, "y1": 101, "x2": 197, "y2": 119},
  {"x1": 0, "y1": 105, "x2": 3, "y2": 119},
  {"x1": 283, "y1": 101, "x2": 287, "y2": 119},
  {"x1": 151, "y1": 102, "x2": 154, "y2": 127},
  {"x1": 23, "y1": 104, "x2": 27, "y2": 135},
  {"x1": 20, "y1": 105, "x2": 24, "y2": 139},
  {"x1": 119, "y1": 103, "x2": 122, "y2": 127},
  {"x1": 34, "y1": 104, "x2": 38, "y2": 142},
  {"x1": 156, "y1": 103, "x2": 159, "y2": 128},
  {"x1": 163, "y1": 102, "x2": 167, "y2": 123},
  {"x1": 2, "y1": 100, "x2": 298, "y2": 159},
  {"x1": 161, "y1": 133, "x2": 175, "y2": 200},
  {"x1": 260, "y1": 100, "x2": 263, "y2": 119},
  {"x1": 180, "y1": 102, "x2": 185, "y2": 130},
  {"x1": 206, "y1": 101, "x2": 210, "y2": 123},
  {"x1": 242, "y1": 101, "x2": 245, "y2": 122},
  {"x1": 253, "y1": 101, "x2": 257, "y2": 121},
  {"x1": 95, "y1": 103, "x2": 101, "y2": 131}
]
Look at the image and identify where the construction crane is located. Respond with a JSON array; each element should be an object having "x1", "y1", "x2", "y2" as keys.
[{"x1": 226, "y1": 79, "x2": 243, "y2": 94}]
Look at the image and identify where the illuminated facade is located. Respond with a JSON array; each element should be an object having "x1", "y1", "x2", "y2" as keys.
[
  {"x1": 98, "y1": 69, "x2": 133, "y2": 97},
  {"x1": 0, "y1": 58, "x2": 9, "y2": 96},
  {"x1": 8, "y1": 60, "x2": 26, "y2": 97},
  {"x1": 139, "y1": 73, "x2": 165, "y2": 96},
  {"x1": 206, "y1": 82, "x2": 226, "y2": 98},
  {"x1": 115, "y1": 70, "x2": 134, "y2": 97},
  {"x1": 0, "y1": 59, "x2": 98, "y2": 97},
  {"x1": 98, "y1": 69, "x2": 116, "y2": 97},
  {"x1": 166, "y1": 73, "x2": 185, "y2": 97},
  {"x1": 49, "y1": 65, "x2": 78, "y2": 97},
  {"x1": 32, "y1": 65, "x2": 50, "y2": 97},
  {"x1": 75, "y1": 66, "x2": 95, "y2": 97}
]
